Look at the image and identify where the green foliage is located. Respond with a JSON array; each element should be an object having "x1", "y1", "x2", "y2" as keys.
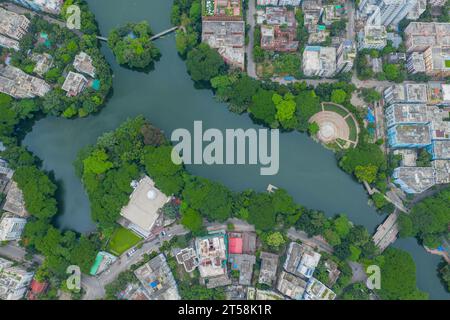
[
  {"x1": 107, "y1": 227, "x2": 141, "y2": 256},
  {"x1": 265, "y1": 232, "x2": 286, "y2": 249},
  {"x1": 249, "y1": 89, "x2": 277, "y2": 127},
  {"x1": 331, "y1": 89, "x2": 347, "y2": 104},
  {"x1": 273, "y1": 93, "x2": 297, "y2": 129},
  {"x1": 180, "y1": 206, "x2": 204, "y2": 235},
  {"x1": 186, "y1": 43, "x2": 225, "y2": 82},
  {"x1": 108, "y1": 21, "x2": 161, "y2": 69},
  {"x1": 83, "y1": 149, "x2": 113, "y2": 175},
  {"x1": 377, "y1": 248, "x2": 428, "y2": 300},
  {"x1": 439, "y1": 263, "x2": 450, "y2": 292},
  {"x1": 308, "y1": 122, "x2": 320, "y2": 136},
  {"x1": 354, "y1": 165, "x2": 378, "y2": 184},
  {"x1": 359, "y1": 88, "x2": 382, "y2": 104},
  {"x1": 295, "y1": 90, "x2": 321, "y2": 132}
]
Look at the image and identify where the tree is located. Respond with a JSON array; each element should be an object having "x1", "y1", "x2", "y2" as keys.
[
  {"x1": 180, "y1": 207, "x2": 203, "y2": 235},
  {"x1": 295, "y1": 90, "x2": 321, "y2": 131},
  {"x1": 360, "y1": 88, "x2": 381, "y2": 104},
  {"x1": 83, "y1": 149, "x2": 113, "y2": 175},
  {"x1": 108, "y1": 21, "x2": 161, "y2": 69},
  {"x1": 308, "y1": 122, "x2": 320, "y2": 136},
  {"x1": 273, "y1": 93, "x2": 297, "y2": 129},
  {"x1": 265, "y1": 232, "x2": 286, "y2": 249},
  {"x1": 354, "y1": 165, "x2": 378, "y2": 184},
  {"x1": 186, "y1": 43, "x2": 225, "y2": 82},
  {"x1": 377, "y1": 248, "x2": 428, "y2": 300},
  {"x1": 249, "y1": 89, "x2": 277, "y2": 127},
  {"x1": 331, "y1": 89, "x2": 347, "y2": 104}
]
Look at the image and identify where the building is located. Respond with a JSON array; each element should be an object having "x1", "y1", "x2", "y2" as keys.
[
  {"x1": 0, "y1": 65, "x2": 51, "y2": 99},
  {"x1": 429, "y1": 0, "x2": 447, "y2": 6},
  {"x1": 423, "y1": 46, "x2": 450, "y2": 78},
  {"x1": 284, "y1": 242, "x2": 321, "y2": 279},
  {"x1": 258, "y1": 252, "x2": 279, "y2": 286},
  {"x1": 13, "y1": 0, "x2": 64, "y2": 14},
  {"x1": 404, "y1": 22, "x2": 450, "y2": 53},
  {"x1": 385, "y1": 104, "x2": 429, "y2": 128},
  {"x1": 175, "y1": 247, "x2": 199, "y2": 273},
  {"x1": 27, "y1": 279, "x2": 49, "y2": 300},
  {"x1": 2, "y1": 181, "x2": 29, "y2": 218},
  {"x1": 257, "y1": 0, "x2": 279, "y2": 5},
  {"x1": 276, "y1": 271, "x2": 307, "y2": 300},
  {"x1": 303, "y1": 46, "x2": 337, "y2": 78},
  {"x1": 336, "y1": 40, "x2": 357, "y2": 73},
  {"x1": 303, "y1": 278, "x2": 336, "y2": 300},
  {"x1": 393, "y1": 167, "x2": 436, "y2": 194},
  {"x1": 61, "y1": 71, "x2": 88, "y2": 97},
  {"x1": 202, "y1": 20, "x2": 245, "y2": 70},
  {"x1": 406, "y1": 0, "x2": 427, "y2": 19},
  {"x1": 0, "y1": 258, "x2": 34, "y2": 300},
  {"x1": 388, "y1": 124, "x2": 432, "y2": 148},
  {"x1": 433, "y1": 160, "x2": 450, "y2": 184},
  {"x1": 89, "y1": 251, "x2": 117, "y2": 276},
  {"x1": 134, "y1": 254, "x2": 180, "y2": 300},
  {"x1": 358, "y1": 0, "x2": 417, "y2": 27},
  {"x1": 0, "y1": 159, "x2": 14, "y2": 194},
  {"x1": 358, "y1": 25, "x2": 387, "y2": 50},
  {"x1": 0, "y1": 212, "x2": 27, "y2": 242},
  {"x1": 257, "y1": 7, "x2": 298, "y2": 52},
  {"x1": 247, "y1": 287, "x2": 285, "y2": 300},
  {"x1": 407, "y1": 52, "x2": 426, "y2": 74},
  {"x1": 203, "y1": 0, "x2": 242, "y2": 20},
  {"x1": 322, "y1": 4, "x2": 346, "y2": 26},
  {"x1": 302, "y1": 0, "x2": 323, "y2": 31},
  {"x1": 73, "y1": 52, "x2": 96, "y2": 78},
  {"x1": 31, "y1": 53, "x2": 53, "y2": 76},
  {"x1": 308, "y1": 25, "x2": 330, "y2": 45},
  {"x1": 383, "y1": 83, "x2": 428, "y2": 105},
  {"x1": 0, "y1": 34, "x2": 20, "y2": 51},
  {"x1": 195, "y1": 232, "x2": 228, "y2": 279},
  {"x1": 428, "y1": 82, "x2": 450, "y2": 106},
  {"x1": 229, "y1": 254, "x2": 256, "y2": 286},
  {"x1": 119, "y1": 176, "x2": 169, "y2": 238},
  {"x1": 0, "y1": 8, "x2": 30, "y2": 41},
  {"x1": 228, "y1": 231, "x2": 256, "y2": 254}
]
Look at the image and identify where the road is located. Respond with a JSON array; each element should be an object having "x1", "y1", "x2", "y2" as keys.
[
  {"x1": 246, "y1": 0, "x2": 257, "y2": 79},
  {"x1": 82, "y1": 224, "x2": 188, "y2": 300},
  {"x1": 346, "y1": 0, "x2": 356, "y2": 41},
  {"x1": 287, "y1": 228, "x2": 334, "y2": 254},
  {"x1": 0, "y1": 242, "x2": 44, "y2": 265}
]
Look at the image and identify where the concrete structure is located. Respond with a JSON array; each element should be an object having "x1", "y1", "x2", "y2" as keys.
[
  {"x1": 31, "y1": 53, "x2": 53, "y2": 76},
  {"x1": 303, "y1": 46, "x2": 336, "y2": 78},
  {"x1": 0, "y1": 159, "x2": 14, "y2": 194},
  {"x1": 404, "y1": 22, "x2": 450, "y2": 53},
  {"x1": 0, "y1": 258, "x2": 34, "y2": 300},
  {"x1": 308, "y1": 25, "x2": 330, "y2": 45},
  {"x1": 0, "y1": 34, "x2": 20, "y2": 51},
  {"x1": 358, "y1": 0, "x2": 417, "y2": 27},
  {"x1": 407, "y1": 52, "x2": 426, "y2": 74},
  {"x1": 276, "y1": 271, "x2": 307, "y2": 300},
  {"x1": 195, "y1": 232, "x2": 228, "y2": 279},
  {"x1": 393, "y1": 167, "x2": 435, "y2": 194},
  {"x1": 73, "y1": 52, "x2": 96, "y2": 78},
  {"x1": 257, "y1": 7, "x2": 298, "y2": 52},
  {"x1": 203, "y1": 0, "x2": 242, "y2": 20},
  {"x1": 258, "y1": 252, "x2": 279, "y2": 286},
  {"x1": 134, "y1": 254, "x2": 180, "y2": 300},
  {"x1": 175, "y1": 247, "x2": 199, "y2": 273},
  {"x1": 358, "y1": 25, "x2": 387, "y2": 50},
  {"x1": 202, "y1": 20, "x2": 245, "y2": 70},
  {"x1": 2, "y1": 181, "x2": 29, "y2": 218},
  {"x1": 284, "y1": 242, "x2": 321, "y2": 279},
  {"x1": 429, "y1": 0, "x2": 447, "y2": 6},
  {"x1": 428, "y1": 82, "x2": 450, "y2": 106},
  {"x1": 336, "y1": 40, "x2": 356, "y2": 73},
  {"x1": 247, "y1": 287, "x2": 285, "y2": 300},
  {"x1": 120, "y1": 176, "x2": 169, "y2": 238},
  {"x1": 0, "y1": 65, "x2": 51, "y2": 99},
  {"x1": 229, "y1": 254, "x2": 256, "y2": 285},
  {"x1": 0, "y1": 212, "x2": 27, "y2": 242},
  {"x1": 406, "y1": 0, "x2": 427, "y2": 20},
  {"x1": 388, "y1": 124, "x2": 432, "y2": 148},
  {"x1": 0, "y1": 8, "x2": 30, "y2": 40},
  {"x1": 228, "y1": 231, "x2": 256, "y2": 254},
  {"x1": 257, "y1": 0, "x2": 279, "y2": 5},
  {"x1": 423, "y1": 46, "x2": 450, "y2": 78},
  {"x1": 303, "y1": 277, "x2": 336, "y2": 300},
  {"x1": 372, "y1": 212, "x2": 399, "y2": 251},
  {"x1": 13, "y1": 0, "x2": 64, "y2": 14},
  {"x1": 302, "y1": 0, "x2": 323, "y2": 31},
  {"x1": 61, "y1": 71, "x2": 88, "y2": 97},
  {"x1": 383, "y1": 83, "x2": 428, "y2": 105},
  {"x1": 385, "y1": 103, "x2": 428, "y2": 128},
  {"x1": 322, "y1": 4, "x2": 346, "y2": 26},
  {"x1": 89, "y1": 251, "x2": 117, "y2": 276}
]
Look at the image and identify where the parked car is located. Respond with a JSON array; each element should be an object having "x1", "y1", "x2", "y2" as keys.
[{"x1": 126, "y1": 248, "x2": 137, "y2": 257}]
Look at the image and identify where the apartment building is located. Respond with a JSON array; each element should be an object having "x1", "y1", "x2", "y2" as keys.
[
  {"x1": 358, "y1": 25, "x2": 387, "y2": 50},
  {"x1": 0, "y1": 213, "x2": 27, "y2": 242},
  {"x1": 13, "y1": 0, "x2": 64, "y2": 14},
  {"x1": 336, "y1": 40, "x2": 357, "y2": 73},
  {"x1": 0, "y1": 8, "x2": 30, "y2": 41},
  {"x1": 404, "y1": 22, "x2": 450, "y2": 53},
  {"x1": 0, "y1": 258, "x2": 34, "y2": 300},
  {"x1": 423, "y1": 46, "x2": 450, "y2": 78},
  {"x1": 0, "y1": 64, "x2": 51, "y2": 99},
  {"x1": 302, "y1": 46, "x2": 337, "y2": 78}
]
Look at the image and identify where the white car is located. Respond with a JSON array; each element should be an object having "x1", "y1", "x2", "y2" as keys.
[{"x1": 126, "y1": 248, "x2": 137, "y2": 257}]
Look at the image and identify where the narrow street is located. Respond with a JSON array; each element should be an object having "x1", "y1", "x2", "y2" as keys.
[
  {"x1": 287, "y1": 228, "x2": 334, "y2": 254},
  {"x1": 246, "y1": 0, "x2": 257, "y2": 79}
]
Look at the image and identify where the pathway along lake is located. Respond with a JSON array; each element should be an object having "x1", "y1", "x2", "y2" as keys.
[{"x1": 22, "y1": 0, "x2": 449, "y2": 299}]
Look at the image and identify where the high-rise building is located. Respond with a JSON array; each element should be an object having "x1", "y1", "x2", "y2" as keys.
[
  {"x1": 0, "y1": 213, "x2": 27, "y2": 242},
  {"x1": 302, "y1": 46, "x2": 337, "y2": 78},
  {"x1": 0, "y1": 258, "x2": 34, "y2": 300},
  {"x1": 358, "y1": 25, "x2": 387, "y2": 50},
  {"x1": 336, "y1": 40, "x2": 357, "y2": 73},
  {"x1": 423, "y1": 46, "x2": 450, "y2": 78},
  {"x1": 404, "y1": 22, "x2": 450, "y2": 53},
  {"x1": 358, "y1": 0, "x2": 417, "y2": 27}
]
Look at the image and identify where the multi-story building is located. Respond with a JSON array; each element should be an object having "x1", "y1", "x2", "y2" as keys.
[
  {"x1": 358, "y1": 25, "x2": 387, "y2": 50},
  {"x1": 0, "y1": 258, "x2": 34, "y2": 300},
  {"x1": 428, "y1": 0, "x2": 447, "y2": 7},
  {"x1": 423, "y1": 46, "x2": 450, "y2": 78},
  {"x1": 13, "y1": 0, "x2": 64, "y2": 15},
  {"x1": 404, "y1": 22, "x2": 450, "y2": 53},
  {"x1": 0, "y1": 8, "x2": 30, "y2": 41},
  {"x1": 0, "y1": 34, "x2": 20, "y2": 51},
  {"x1": 61, "y1": 71, "x2": 88, "y2": 97},
  {"x1": 258, "y1": 7, "x2": 298, "y2": 52},
  {"x1": 257, "y1": 0, "x2": 279, "y2": 5},
  {"x1": 358, "y1": 0, "x2": 417, "y2": 27},
  {"x1": 0, "y1": 65, "x2": 51, "y2": 99},
  {"x1": 336, "y1": 40, "x2": 357, "y2": 73},
  {"x1": 203, "y1": 0, "x2": 242, "y2": 21},
  {"x1": 303, "y1": 46, "x2": 337, "y2": 78},
  {"x1": 0, "y1": 213, "x2": 27, "y2": 242},
  {"x1": 383, "y1": 83, "x2": 428, "y2": 105},
  {"x1": 406, "y1": 0, "x2": 427, "y2": 20},
  {"x1": 407, "y1": 52, "x2": 426, "y2": 74}
]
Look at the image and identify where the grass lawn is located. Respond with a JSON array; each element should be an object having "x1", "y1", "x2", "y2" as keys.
[
  {"x1": 323, "y1": 103, "x2": 349, "y2": 117},
  {"x1": 107, "y1": 227, "x2": 141, "y2": 256},
  {"x1": 346, "y1": 117, "x2": 358, "y2": 142}
]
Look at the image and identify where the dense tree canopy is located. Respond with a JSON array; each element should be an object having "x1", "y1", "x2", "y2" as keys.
[{"x1": 186, "y1": 43, "x2": 225, "y2": 82}]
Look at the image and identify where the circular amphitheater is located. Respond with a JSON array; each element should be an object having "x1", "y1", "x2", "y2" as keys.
[{"x1": 309, "y1": 103, "x2": 359, "y2": 149}]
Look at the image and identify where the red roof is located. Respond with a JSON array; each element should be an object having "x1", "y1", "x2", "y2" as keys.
[
  {"x1": 228, "y1": 237, "x2": 243, "y2": 254},
  {"x1": 28, "y1": 280, "x2": 49, "y2": 300}
]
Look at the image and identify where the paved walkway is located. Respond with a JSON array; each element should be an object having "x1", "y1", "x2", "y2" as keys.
[
  {"x1": 246, "y1": 0, "x2": 257, "y2": 79},
  {"x1": 287, "y1": 228, "x2": 334, "y2": 254}
]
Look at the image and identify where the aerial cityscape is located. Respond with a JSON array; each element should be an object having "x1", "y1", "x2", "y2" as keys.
[{"x1": 0, "y1": 0, "x2": 449, "y2": 304}]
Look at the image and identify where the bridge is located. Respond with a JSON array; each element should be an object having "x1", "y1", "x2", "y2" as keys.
[
  {"x1": 372, "y1": 211, "x2": 399, "y2": 252},
  {"x1": 96, "y1": 26, "x2": 179, "y2": 42}
]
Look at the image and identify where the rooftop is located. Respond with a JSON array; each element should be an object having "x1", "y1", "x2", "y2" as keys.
[
  {"x1": 258, "y1": 252, "x2": 279, "y2": 286},
  {"x1": 284, "y1": 242, "x2": 321, "y2": 279},
  {"x1": 229, "y1": 254, "x2": 256, "y2": 286},
  {"x1": 195, "y1": 232, "x2": 228, "y2": 278},
  {"x1": 276, "y1": 271, "x2": 307, "y2": 300},
  {"x1": 393, "y1": 166, "x2": 436, "y2": 194},
  {"x1": 73, "y1": 52, "x2": 96, "y2": 78}
]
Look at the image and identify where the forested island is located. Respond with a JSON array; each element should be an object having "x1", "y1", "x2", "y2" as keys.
[{"x1": 108, "y1": 21, "x2": 161, "y2": 70}]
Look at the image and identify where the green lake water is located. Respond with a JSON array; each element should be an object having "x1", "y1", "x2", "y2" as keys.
[{"x1": 22, "y1": 0, "x2": 449, "y2": 299}]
